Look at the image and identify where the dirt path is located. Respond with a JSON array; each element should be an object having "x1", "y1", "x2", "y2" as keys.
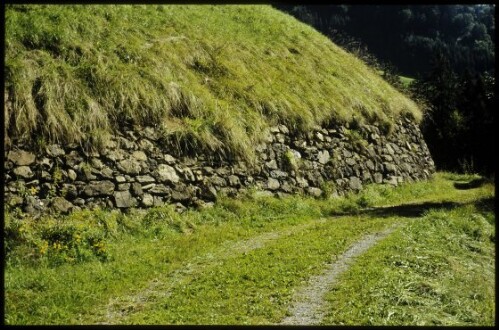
[
  {"x1": 97, "y1": 218, "x2": 326, "y2": 324},
  {"x1": 280, "y1": 225, "x2": 399, "y2": 325}
]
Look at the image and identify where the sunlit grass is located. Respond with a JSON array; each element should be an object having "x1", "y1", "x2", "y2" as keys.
[
  {"x1": 5, "y1": 5, "x2": 421, "y2": 160},
  {"x1": 4, "y1": 172, "x2": 493, "y2": 325},
  {"x1": 321, "y1": 203, "x2": 495, "y2": 326},
  {"x1": 399, "y1": 75, "x2": 415, "y2": 87}
]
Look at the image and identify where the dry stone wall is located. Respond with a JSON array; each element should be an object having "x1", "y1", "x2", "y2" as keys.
[{"x1": 4, "y1": 117, "x2": 435, "y2": 215}]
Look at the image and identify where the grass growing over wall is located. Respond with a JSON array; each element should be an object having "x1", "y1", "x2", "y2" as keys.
[{"x1": 5, "y1": 5, "x2": 421, "y2": 160}]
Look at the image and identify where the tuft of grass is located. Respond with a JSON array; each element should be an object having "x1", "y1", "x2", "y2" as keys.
[
  {"x1": 5, "y1": 5, "x2": 421, "y2": 160},
  {"x1": 282, "y1": 149, "x2": 300, "y2": 172},
  {"x1": 4, "y1": 208, "x2": 132, "y2": 267}
]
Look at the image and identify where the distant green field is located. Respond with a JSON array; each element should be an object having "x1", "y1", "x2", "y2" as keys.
[
  {"x1": 376, "y1": 70, "x2": 415, "y2": 88},
  {"x1": 399, "y1": 75, "x2": 415, "y2": 87},
  {"x1": 5, "y1": 5, "x2": 421, "y2": 160}
]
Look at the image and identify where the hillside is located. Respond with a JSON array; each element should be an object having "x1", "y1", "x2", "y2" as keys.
[
  {"x1": 274, "y1": 5, "x2": 495, "y2": 174},
  {"x1": 4, "y1": 5, "x2": 421, "y2": 161}
]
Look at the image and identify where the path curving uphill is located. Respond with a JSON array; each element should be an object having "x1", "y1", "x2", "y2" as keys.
[{"x1": 280, "y1": 225, "x2": 400, "y2": 325}]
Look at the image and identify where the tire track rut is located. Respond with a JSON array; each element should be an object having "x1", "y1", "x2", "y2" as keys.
[
  {"x1": 98, "y1": 219, "x2": 326, "y2": 324},
  {"x1": 280, "y1": 224, "x2": 399, "y2": 325}
]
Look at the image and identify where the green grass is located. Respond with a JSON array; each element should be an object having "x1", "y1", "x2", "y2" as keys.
[
  {"x1": 399, "y1": 75, "x2": 415, "y2": 87},
  {"x1": 376, "y1": 70, "x2": 415, "y2": 89},
  {"x1": 4, "y1": 172, "x2": 494, "y2": 325},
  {"x1": 121, "y1": 216, "x2": 397, "y2": 324},
  {"x1": 321, "y1": 203, "x2": 495, "y2": 326},
  {"x1": 5, "y1": 5, "x2": 421, "y2": 160}
]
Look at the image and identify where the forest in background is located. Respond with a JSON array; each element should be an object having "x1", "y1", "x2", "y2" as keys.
[{"x1": 276, "y1": 5, "x2": 495, "y2": 174}]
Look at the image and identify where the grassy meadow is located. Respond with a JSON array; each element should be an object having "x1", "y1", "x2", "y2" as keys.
[{"x1": 4, "y1": 173, "x2": 495, "y2": 325}]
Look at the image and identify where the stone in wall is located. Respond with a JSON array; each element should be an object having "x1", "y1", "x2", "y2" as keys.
[
  {"x1": 3, "y1": 116, "x2": 435, "y2": 215},
  {"x1": 7, "y1": 150, "x2": 36, "y2": 166}
]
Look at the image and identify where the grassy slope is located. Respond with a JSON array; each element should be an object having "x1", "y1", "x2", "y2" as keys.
[
  {"x1": 5, "y1": 5, "x2": 421, "y2": 160},
  {"x1": 4, "y1": 173, "x2": 494, "y2": 325}
]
